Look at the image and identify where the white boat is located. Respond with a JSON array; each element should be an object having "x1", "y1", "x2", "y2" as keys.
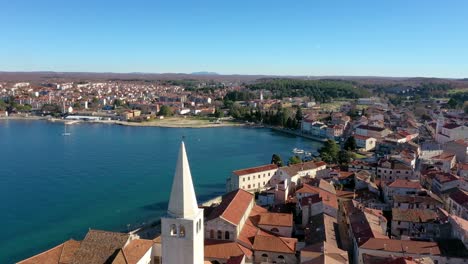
[
  {"x1": 293, "y1": 148, "x2": 305, "y2": 154},
  {"x1": 62, "y1": 124, "x2": 71, "y2": 136}
]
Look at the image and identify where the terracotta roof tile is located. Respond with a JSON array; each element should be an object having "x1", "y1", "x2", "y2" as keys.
[
  {"x1": 257, "y1": 212, "x2": 293, "y2": 227},
  {"x1": 71, "y1": 229, "x2": 130, "y2": 264},
  {"x1": 122, "y1": 239, "x2": 153, "y2": 264},
  {"x1": 252, "y1": 235, "x2": 296, "y2": 254},
  {"x1": 360, "y1": 238, "x2": 441, "y2": 255},
  {"x1": 17, "y1": 239, "x2": 81, "y2": 264},
  {"x1": 233, "y1": 164, "x2": 278, "y2": 176},
  {"x1": 387, "y1": 180, "x2": 421, "y2": 189},
  {"x1": 392, "y1": 208, "x2": 438, "y2": 223},
  {"x1": 204, "y1": 240, "x2": 252, "y2": 259},
  {"x1": 206, "y1": 189, "x2": 254, "y2": 226}
]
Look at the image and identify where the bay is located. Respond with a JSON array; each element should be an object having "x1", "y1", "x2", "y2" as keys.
[{"x1": 0, "y1": 120, "x2": 321, "y2": 263}]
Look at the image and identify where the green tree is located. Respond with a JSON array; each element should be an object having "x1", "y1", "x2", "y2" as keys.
[
  {"x1": 271, "y1": 154, "x2": 283, "y2": 167},
  {"x1": 344, "y1": 136, "x2": 357, "y2": 151},
  {"x1": 214, "y1": 108, "x2": 224, "y2": 118},
  {"x1": 447, "y1": 98, "x2": 458, "y2": 109},
  {"x1": 158, "y1": 105, "x2": 173, "y2": 116},
  {"x1": 41, "y1": 104, "x2": 61, "y2": 113},
  {"x1": 16, "y1": 104, "x2": 32, "y2": 112},
  {"x1": 295, "y1": 107, "x2": 303, "y2": 121},
  {"x1": 319, "y1": 139, "x2": 340, "y2": 163},
  {"x1": 0, "y1": 100, "x2": 7, "y2": 111},
  {"x1": 288, "y1": 155, "x2": 302, "y2": 165},
  {"x1": 338, "y1": 150, "x2": 354, "y2": 165}
]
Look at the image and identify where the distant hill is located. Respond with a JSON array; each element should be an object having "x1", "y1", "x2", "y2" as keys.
[{"x1": 191, "y1": 71, "x2": 219, "y2": 75}]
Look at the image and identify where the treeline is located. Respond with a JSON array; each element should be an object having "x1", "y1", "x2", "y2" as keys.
[
  {"x1": 246, "y1": 79, "x2": 370, "y2": 102},
  {"x1": 0, "y1": 97, "x2": 32, "y2": 112},
  {"x1": 372, "y1": 82, "x2": 453, "y2": 97},
  {"x1": 228, "y1": 103, "x2": 302, "y2": 129},
  {"x1": 224, "y1": 91, "x2": 256, "y2": 101},
  {"x1": 448, "y1": 92, "x2": 468, "y2": 113}
]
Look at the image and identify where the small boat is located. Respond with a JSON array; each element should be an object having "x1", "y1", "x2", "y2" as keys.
[
  {"x1": 293, "y1": 148, "x2": 305, "y2": 154},
  {"x1": 62, "y1": 124, "x2": 71, "y2": 136}
]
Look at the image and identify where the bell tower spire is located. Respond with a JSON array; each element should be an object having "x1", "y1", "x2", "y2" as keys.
[
  {"x1": 161, "y1": 141, "x2": 204, "y2": 264},
  {"x1": 167, "y1": 141, "x2": 200, "y2": 218}
]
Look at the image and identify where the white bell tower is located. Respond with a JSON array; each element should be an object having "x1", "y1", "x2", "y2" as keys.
[{"x1": 161, "y1": 142, "x2": 204, "y2": 264}]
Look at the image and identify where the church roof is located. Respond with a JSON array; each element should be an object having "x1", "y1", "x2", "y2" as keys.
[
  {"x1": 167, "y1": 142, "x2": 200, "y2": 218},
  {"x1": 71, "y1": 229, "x2": 130, "y2": 264},
  {"x1": 17, "y1": 239, "x2": 81, "y2": 264},
  {"x1": 206, "y1": 189, "x2": 254, "y2": 225}
]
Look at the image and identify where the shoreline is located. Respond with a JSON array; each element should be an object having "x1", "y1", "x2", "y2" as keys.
[{"x1": 0, "y1": 116, "x2": 251, "y2": 128}]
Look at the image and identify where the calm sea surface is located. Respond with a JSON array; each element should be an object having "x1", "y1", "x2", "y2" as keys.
[{"x1": 0, "y1": 120, "x2": 321, "y2": 263}]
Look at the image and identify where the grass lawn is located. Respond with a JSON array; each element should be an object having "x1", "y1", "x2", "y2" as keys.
[{"x1": 354, "y1": 153, "x2": 367, "y2": 159}]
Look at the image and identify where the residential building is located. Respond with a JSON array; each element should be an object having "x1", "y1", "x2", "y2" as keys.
[
  {"x1": 355, "y1": 125, "x2": 392, "y2": 140},
  {"x1": 391, "y1": 208, "x2": 447, "y2": 239},
  {"x1": 377, "y1": 159, "x2": 415, "y2": 182},
  {"x1": 392, "y1": 193, "x2": 443, "y2": 210},
  {"x1": 447, "y1": 189, "x2": 468, "y2": 220},
  {"x1": 226, "y1": 164, "x2": 278, "y2": 192},
  {"x1": 435, "y1": 121, "x2": 468, "y2": 144},
  {"x1": 383, "y1": 180, "x2": 423, "y2": 204},
  {"x1": 358, "y1": 238, "x2": 468, "y2": 264},
  {"x1": 354, "y1": 135, "x2": 377, "y2": 151},
  {"x1": 444, "y1": 139, "x2": 468, "y2": 163},
  {"x1": 449, "y1": 214, "x2": 468, "y2": 248}
]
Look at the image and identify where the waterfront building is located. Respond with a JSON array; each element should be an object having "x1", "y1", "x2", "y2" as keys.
[{"x1": 226, "y1": 164, "x2": 278, "y2": 193}]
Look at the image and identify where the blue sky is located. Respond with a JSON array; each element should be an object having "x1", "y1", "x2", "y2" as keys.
[{"x1": 1, "y1": 0, "x2": 467, "y2": 77}]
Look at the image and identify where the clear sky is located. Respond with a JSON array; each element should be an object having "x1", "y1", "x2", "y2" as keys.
[{"x1": 1, "y1": 0, "x2": 467, "y2": 78}]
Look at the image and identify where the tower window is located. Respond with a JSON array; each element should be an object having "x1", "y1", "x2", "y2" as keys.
[
  {"x1": 210, "y1": 229, "x2": 214, "y2": 239},
  {"x1": 270, "y1": 228, "x2": 279, "y2": 233},
  {"x1": 217, "y1": 230, "x2": 222, "y2": 239},
  {"x1": 179, "y1": 225, "x2": 185, "y2": 237},
  {"x1": 225, "y1": 231, "x2": 230, "y2": 240},
  {"x1": 170, "y1": 224, "x2": 177, "y2": 236}
]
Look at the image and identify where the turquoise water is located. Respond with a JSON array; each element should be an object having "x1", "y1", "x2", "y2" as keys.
[{"x1": 0, "y1": 120, "x2": 321, "y2": 263}]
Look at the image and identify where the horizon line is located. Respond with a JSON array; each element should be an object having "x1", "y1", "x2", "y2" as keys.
[{"x1": 0, "y1": 70, "x2": 465, "y2": 80}]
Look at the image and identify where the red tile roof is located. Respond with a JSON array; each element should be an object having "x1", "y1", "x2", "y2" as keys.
[
  {"x1": 360, "y1": 238, "x2": 441, "y2": 255},
  {"x1": 204, "y1": 240, "x2": 252, "y2": 259},
  {"x1": 123, "y1": 239, "x2": 153, "y2": 264},
  {"x1": 387, "y1": 179, "x2": 421, "y2": 189},
  {"x1": 392, "y1": 208, "x2": 438, "y2": 223},
  {"x1": 206, "y1": 189, "x2": 254, "y2": 226},
  {"x1": 17, "y1": 239, "x2": 81, "y2": 264},
  {"x1": 233, "y1": 164, "x2": 278, "y2": 176},
  {"x1": 257, "y1": 212, "x2": 293, "y2": 227},
  {"x1": 252, "y1": 234, "x2": 296, "y2": 254},
  {"x1": 449, "y1": 189, "x2": 468, "y2": 208}
]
